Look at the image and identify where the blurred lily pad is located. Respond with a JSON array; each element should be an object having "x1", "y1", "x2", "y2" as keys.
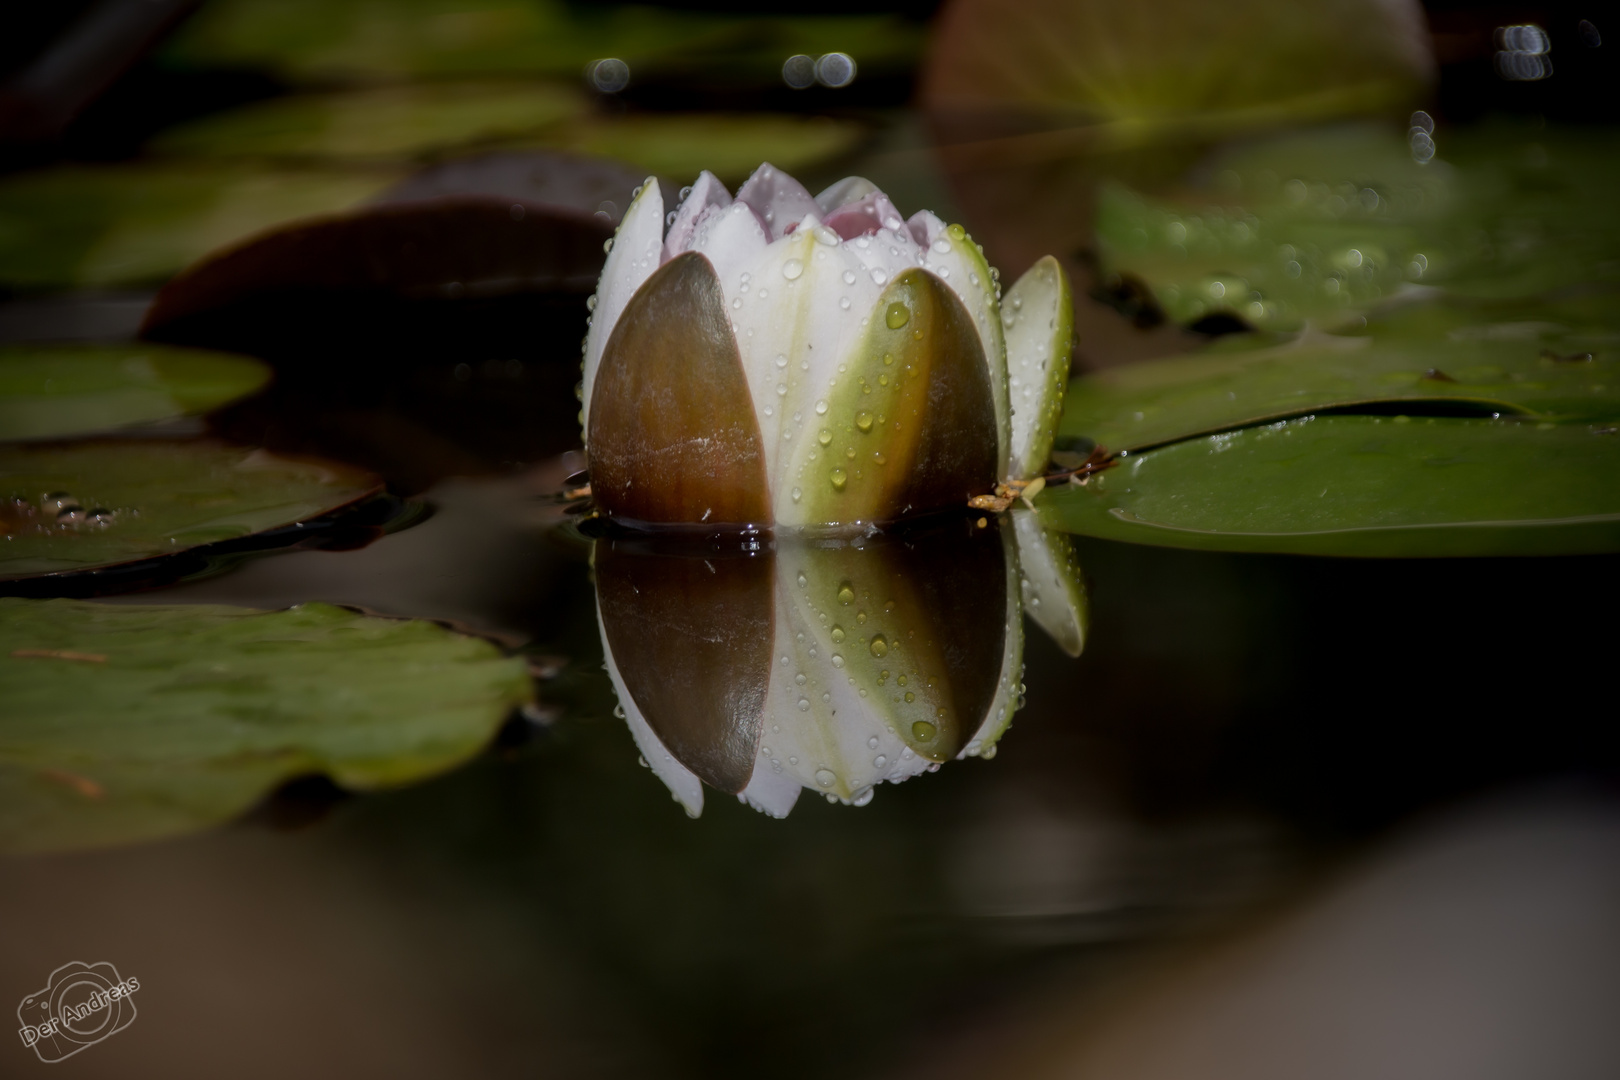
[
  {"x1": 0, "y1": 163, "x2": 399, "y2": 289},
  {"x1": 161, "y1": 0, "x2": 922, "y2": 85},
  {"x1": 1043, "y1": 415, "x2": 1620, "y2": 557},
  {"x1": 922, "y1": 0, "x2": 1431, "y2": 145},
  {"x1": 1, "y1": 441, "x2": 381, "y2": 579},
  {"x1": 149, "y1": 82, "x2": 586, "y2": 162},
  {"x1": 0, "y1": 598, "x2": 530, "y2": 853},
  {"x1": 1061, "y1": 298, "x2": 1620, "y2": 453},
  {"x1": 0, "y1": 344, "x2": 270, "y2": 441},
  {"x1": 539, "y1": 114, "x2": 868, "y2": 186},
  {"x1": 1095, "y1": 125, "x2": 1620, "y2": 330}
]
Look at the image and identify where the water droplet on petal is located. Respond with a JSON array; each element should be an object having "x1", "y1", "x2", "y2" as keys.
[
  {"x1": 870, "y1": 268, "x2": 888, "y2": 285},
  {"x1": 818, "y1": 429, "x2": 832, "y2": 446},
  {"x1": 869, "y1": 634, "x2": 888, "y2": 657},
  {"x1": 885, "y1": 303, "x2": 910, "y2": 329},
  {"x1": 830, "y1": 468, "x2": 848, "y2": 491},
  {"x1": 815, "y1": 768, "x2": 837, "y2": 787},
  {"x1": 911, "y1": 720, "x2": 936, "y2": 740},
  {"x1": 815, "y1": 399, "x2": 828, "y2": 415},
  {"x1": 782, "y1": 258, "x2": 804, "y2": 280},
  {"x1": 855, "y1": 411, "x2": 873, "y2": 432},
  {"x1": 798, "y1": 698, "x2": 812, "y2": 712},
  {"x1": 837, "y1": 583, "x2": 855, "y2": 604}
]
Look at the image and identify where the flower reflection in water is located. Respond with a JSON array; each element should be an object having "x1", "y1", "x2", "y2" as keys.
[{"x1": 593, "y1": 511, "x2": 1086, "y2": 817}]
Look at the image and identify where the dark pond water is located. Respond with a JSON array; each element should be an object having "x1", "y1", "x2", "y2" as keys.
[{"x1": 4, "y1": 2, "x2": 1620, "y2": 1077}]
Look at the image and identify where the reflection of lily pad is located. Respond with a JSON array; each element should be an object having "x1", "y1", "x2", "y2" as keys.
[
  {"x1": 0, "y1": 163, "x2": 398, "y2": 289},
  {"x1": 150, "y1": 82, "x2": 586, "y2": 161},
  {"x1": 0, "y1": 598, "x2": 530, "y2": 853},
  {"x1": 0, "y1": 344, "x2": 270, "y2": 441},
  {"x1": 1, "y1": 442, "x2": 381, "y2": 579},
  {"x1": 1044, "y1": 415, "x2": 1620, "y2": 557},
  {"x1": 1061, "y1": 300, "x2": 1620, "y2": 453}
]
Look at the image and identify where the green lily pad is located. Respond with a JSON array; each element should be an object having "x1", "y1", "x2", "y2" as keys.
[
  {"x1": 0, "y1": 163, "x2": 398, "y2": 289},
  {"x1": 149, "y1": 82, "x2": 586, "y2": 162},
  {"x1": 0, "y1": 598, "x2": 530, "y2": 853},
  {"x1": 1042, "y1": 415, "x2": 1620, "y2": 557},
  {"x1": 1061, "y1": 298, "x2": 1620, "y2": 453},
  {"x1": 1095, "y1": 124, "x2": 1620, "y2": 331},
  {"x1": 1, "y1": 441, "x2": 381, "y2": 579},
  {"x1": 0, "y1": 344, "x2": 271, "y2": 441}
]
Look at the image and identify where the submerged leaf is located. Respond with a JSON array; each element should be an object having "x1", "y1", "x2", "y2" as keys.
[
  {"x1": 0, "y1": 441, "x2": 381, "y2": 580},
  {"x1": 1043, "y1": 415, "x2": 1620, "y2": 557},
  {"x1": 0, "y1": 344, "x2": 269, "y2": 441},
  {"x1": 142, "y1": 196, "x2": 610, "y2": 337},
  {"x1": 0, "y1": 598, "x2": 530, "y2": 853}
]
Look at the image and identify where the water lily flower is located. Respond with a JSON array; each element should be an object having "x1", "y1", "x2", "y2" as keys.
[
  {"x1": 581, "y1": 164, "x2": 1074, "y2": 528},
  {"x1": 594, "y1": 511, "x2": 1087, "y2": 817}
]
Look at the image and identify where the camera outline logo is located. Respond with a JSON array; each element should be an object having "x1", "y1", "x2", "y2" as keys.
[{"x1": 16, "y1": 961, "x2": 139, "y2": 1063}]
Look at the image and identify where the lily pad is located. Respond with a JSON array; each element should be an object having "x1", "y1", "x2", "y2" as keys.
[
  {"x1": 922, "y1": 0, "x2": 1432, "y2": 143},
  {"x1": 1042, "y1": 415, "x2": 1620, "y2": 557},
  {"x1": 0, "y1": 344, "x2": 270, "y2": 441},
  {"x1": 0, "y1": 163, "x2": 399, "y2": 289},
  {"x1": 0, "y1": 598, "x2": 530, "y2": 853},
  {"x1": 1095, "y1": 125, "x2": 1620, "y2": 331},
  {"x1": 1, "y1": 441, "x2": 381, "y2": 580},
  {"x1": 1061, "y1": 298, "x2": 1620, "y2": 453},
  {"x1": 149, "y1": 82, "x2": 586, "y2": 162}
]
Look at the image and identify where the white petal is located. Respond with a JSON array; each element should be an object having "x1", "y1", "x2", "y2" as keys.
[
  {"x1": 693, "y1": 201, "x2": 770, "y2": 298},
  {"x1": 663, "y1": 170, "x2": 730, "y2": 260},
  {"x1": 581, "y1": 178, "x2": 664, "y2": 444},
  {"x1": 907, "y1": 209, "x2": 945, "y2": 248},
  {"x1": 596, "y1": 592, "x2": 705, "y2": 817},
  {"x1": 724, "y1": 224, "x2": 887, "y2": 517},
  {"x1": 1012, "y1": 506, "x2": 1087, "y2": 658},
  {"x1": 960, "y1": 518, "x2": 1026, "y2": 758},
  {"x1": 737, "y1": 766, "x2": 801, "y2": 818},
  {"x1": 734, "y1": 162, "x2": 820, "y2": 241},
  {"x1": 917, "y1": 222, "x2": 1009, "y2": 475},
  {"x1": 815, "y1": 175, "x2": 880, "y2": 214}
]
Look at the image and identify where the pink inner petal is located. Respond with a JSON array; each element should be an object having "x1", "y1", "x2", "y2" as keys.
[
  {"x1": 823, "y1": 191, "x2": 907, "y2": 242},
  {"x1": 663, "y1": 171, "x2": 732, "y2": 262},
  {"x1": 734, "y1": 163, "x2": 820, "y2": 242}
]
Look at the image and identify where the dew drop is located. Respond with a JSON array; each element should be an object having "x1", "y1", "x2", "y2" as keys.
[
  {"x1": 776, "y1": 382, "x2": 788, "y2": 396},
  {"x1": 791, "y1": 486, "x2": 802, "y2": 502},
  {"x1": 870, "y1": 268, "x2": 888, "y2": 285},
  {"x1": 932, "y1": 237, "x2": 951, "y2": 254},
  {"x1": 831, "y1": 653, "x2": 845, "y2": 668},
  {"x1": 839, "y1": 297, "x2": 852, "y2": 310},
  {"x1": 904, "y1": 691, "x2": 915, "y2": 702},
  {"x1": 818, "y1": 429, "x2": 832, "y2": 446},
  {"x1": 831, "y1": 626, "x2": 845, "y2": 643},
  {"x1": 815, "y1": 399, "x2": 828, "y2": 415},
  {"x1": 798, "y1": 698, "x2": 811, "y2": 712},
  {"x1": 869, "y1": 634, "x2": 889, "y2": 657},
  {"x1": 837, "y1": 583, "x2": 855, "y2": 605},
  {"x1": 782, "y1": 258, "x2": 804, "y2": 280},
  {"x1": 855, "y1": 411, "x2": 873, "y2": 432},
  {"x1": 815, "y1": 768, "x2": 836, "y2": 787},
  {"x1": 795, "y1": 673, "x2": 806, "y2": 685},
  {"x1": 797, "y1": 572, "x2": 807, "y2": 588},
  {"x1": 830, "y1": 468, "x2": 848, "y2": 491},
  {"x1": 873, "y1": 754, "x2": 887, "y2": 768},
  {"x1": 885, "y1": 302, "x2": 910, "y2": 329},
  {"x1": 911, "y1": 720, "x2": 936, "y2": 740},
  {"x1": 775, "y1": 353, "x2": 788, "y2": 369}
]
